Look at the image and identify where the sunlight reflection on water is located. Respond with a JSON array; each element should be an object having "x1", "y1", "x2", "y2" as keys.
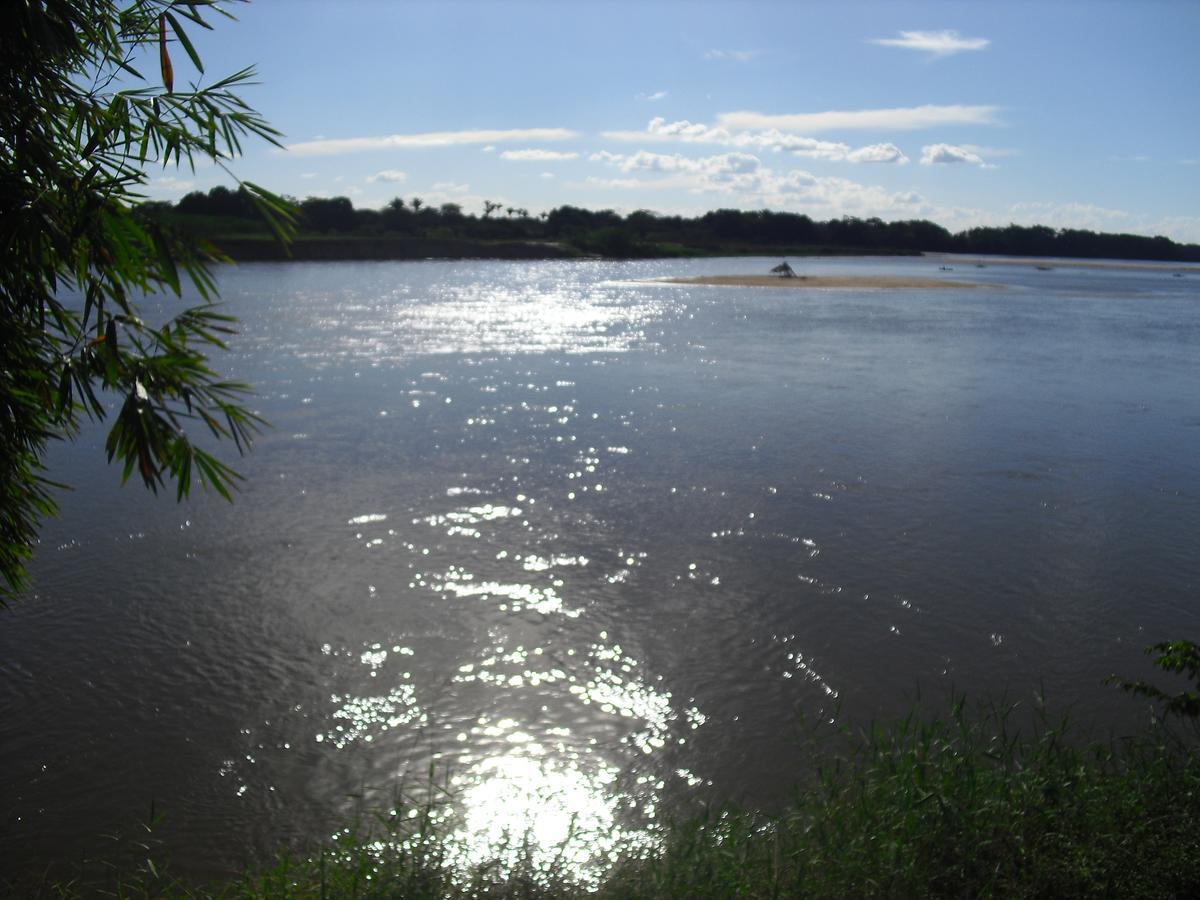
[
  {"x1": 305, "y1": 620, "x2": 700, "y2": 884},
  {"x1": 448, "y1": 751, "x2": 652, "y2": 885},
  {"x1": 266, "y1": 268, "x2": 671, "y2": 366}
]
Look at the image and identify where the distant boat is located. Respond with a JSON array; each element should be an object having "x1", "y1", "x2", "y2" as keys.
[
  {"x1": 939, "y1": 265, "x2": 954, "y2": 271},
  {"x1": 1036, "y1": 265, "x2": 1053, "y2": 271},
  {"x1": 1174, "y1": 272, "x2": 1185, "y2": 278},
  {"x1": 770, "y1": 261, "x2": 797, "y2": 278}
]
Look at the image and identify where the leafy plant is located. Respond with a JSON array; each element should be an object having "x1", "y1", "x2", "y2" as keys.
[
  {"x1": 1113, "y1": 640, "x2": 1200, "y2": 720},
  {"x1": 1, "y1": 0, "x2": 295, "y2": 601}
]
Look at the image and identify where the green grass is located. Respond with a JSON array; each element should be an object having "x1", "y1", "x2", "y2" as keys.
[
  {"x1": 14, "y1": 695, "x2": 1200, "y2": 898},
  {"x1": 603, "y1": 699, "x2": 1200, "y2": 899}
]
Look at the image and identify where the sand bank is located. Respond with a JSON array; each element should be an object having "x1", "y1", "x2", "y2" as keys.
[{"x1": 654, "y1": 274, "x2": 984, "y2": 290}]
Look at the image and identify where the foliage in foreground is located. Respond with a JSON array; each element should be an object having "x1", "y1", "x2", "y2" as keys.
[
  {"x1": 0, "y1": 0, "x2": 293, "y2": 602},
  {"x1": 1112, "y1": 640, "x2": 1200, "y2": 721},
  {"x1": 16, "y1": 690, "x2": 1200, "y2": 899}
]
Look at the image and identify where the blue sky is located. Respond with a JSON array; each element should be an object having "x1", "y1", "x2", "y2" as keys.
[{"x1": 149, "y1": 0, "x2": 1200, "y2": 242}]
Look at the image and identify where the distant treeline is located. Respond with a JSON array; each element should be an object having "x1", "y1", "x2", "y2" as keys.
[{"x1": 148, "y1": 186, "x2": 1200, "y2": 263}]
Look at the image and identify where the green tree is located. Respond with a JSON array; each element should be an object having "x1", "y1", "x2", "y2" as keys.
[
  {"x1": 1, "y1": 0, "x2": 294, "y2": 602},
  {"x1": 299, "y1": 195, "x2": 356, "y2": 232}
]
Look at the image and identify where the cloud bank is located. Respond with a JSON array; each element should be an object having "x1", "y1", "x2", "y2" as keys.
[
  {"x1": 717, "y1": 104, "x2": 999, "y2": 133},
  {"x1": 586, "y1": 150, "x2": 928, "y2": 219},
  {"x1": 603, "y1": 119, "x2": 912, "y2": 163},
  {"x1": 500, "y1": 149, "x2": 580, "y2": 162},
  {"x1": 287, "y1": 128, "x2": 578, "y2": 156}
]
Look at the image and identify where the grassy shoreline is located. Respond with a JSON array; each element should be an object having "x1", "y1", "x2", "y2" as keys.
[{"x1": 13, "y1": 694, "x2": 1200, "y2": 898}]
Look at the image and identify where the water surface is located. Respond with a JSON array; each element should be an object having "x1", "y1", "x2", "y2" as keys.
[{"x1": 3, "y1": 256, "x2": 1198, "y2": 879}]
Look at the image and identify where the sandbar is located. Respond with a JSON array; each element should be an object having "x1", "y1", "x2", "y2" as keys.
[{"x1": 654, "y1": 274, "x2": 985, "y2": 290}]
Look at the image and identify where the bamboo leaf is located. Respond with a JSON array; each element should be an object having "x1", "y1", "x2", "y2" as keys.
[
  {"x1": 159, "y1": 15, "x2": 174, "y2": 94},
  {"x1": 165, "y1": 13, "x2": 203, "y2": 74}
]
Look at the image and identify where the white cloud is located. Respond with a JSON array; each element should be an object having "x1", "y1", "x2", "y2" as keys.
[
  {"x1": 597, "y1": 149, "x2": 762, "y2": 178},
  {"x1": 920, "y1": 143, "x2": 986, "y2": 166},
  {"x1": 960, "y1": 144, "x2": 1019, "y2": 159},
  {"x1": 894, "y1": 200, "x2": 1200, "y2": 245},
  {"x1": 481, "y1": 145, "x2": 496, "y2": 153},
  {"x1": 846, "y1": 143, "x2": 910, "y2": 164},
  {"x1": 367, "y1": 169, "x2": 407, "y2": 183},
  {"x1": 1003, "y1": 202, "x2": 1200, "y2": 243},
  {"x1": 704, "y1": 49, "x2": 764, "y2": 62},
  {"x1": 870, "y1": 30, "x2": 990, "y2": 56},
  {"x1": 588, "y1": 150, "x2": 764, "y2": 195},
  {"x1": 585, "y1": 151, "x2": 929, "y2": 219},
  {"x1": 300, "y1": 171, "x2": 318, "y2": 179},
  {"x1": 1008, "y1": 201, "x2": 1129, "y2": 230},
  {"x1": 601, "y1": 118, "x2": 710, "y2": 143},
  {"x1": 764, "y1": 170, "x2": 928, "y2": 216},
  {"x1": 499, "y1": 149, "x2": 580, "y2": 162},
  {"x1": 602, "y1": 118, "x2": 910, "y2": 164},
  {"x1": 412, "y1": 182, "x2": 491, "y2": 212},
  {"x1": 540, "y1": 172, "x2": 556, "y2": 179},
  {"x1": 286, "y1": 128, "x2": 579, "y2": 156},
  {"x1": 583, "y1": 175, "x2": 650, "y2": 190},
  {"x1": 717, "y1": 104, "x2": 999, "y2": 133},
  {"x1": 1151, "y1": 215, "x2": 1200, "y2": 243},
  {"x1": 144, "y1": 175, "x2": 195, "y2": 198},
  {"x1": 1018, "y1": 203, "x2": 1199, "y2": 240},
  {"x1": 637, "y1": 90, "x2": 669, "y2": 102}
]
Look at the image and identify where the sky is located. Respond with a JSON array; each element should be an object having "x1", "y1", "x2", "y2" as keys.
[{"x1": 146, "y1": 0, "x2": 1200, "y2": 242}]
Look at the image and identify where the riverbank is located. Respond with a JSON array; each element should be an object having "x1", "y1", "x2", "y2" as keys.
[
  {"x1": 163, "y1": 188, "x2": 1200, "y2": 265},
  {"x1": 14, "y1": 695, "x2": 1200, "y2": 898},
  {"x1": 209, "y1": 236, "x2": 1200, "y2": 272},
  {"x1": 196, "y1": 223, "x2": 1200, "y2": 268}
]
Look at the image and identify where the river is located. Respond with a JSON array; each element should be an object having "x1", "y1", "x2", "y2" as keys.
[{"x1": 2, "y1": 256, "x2": 1199, "y2": 880}]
